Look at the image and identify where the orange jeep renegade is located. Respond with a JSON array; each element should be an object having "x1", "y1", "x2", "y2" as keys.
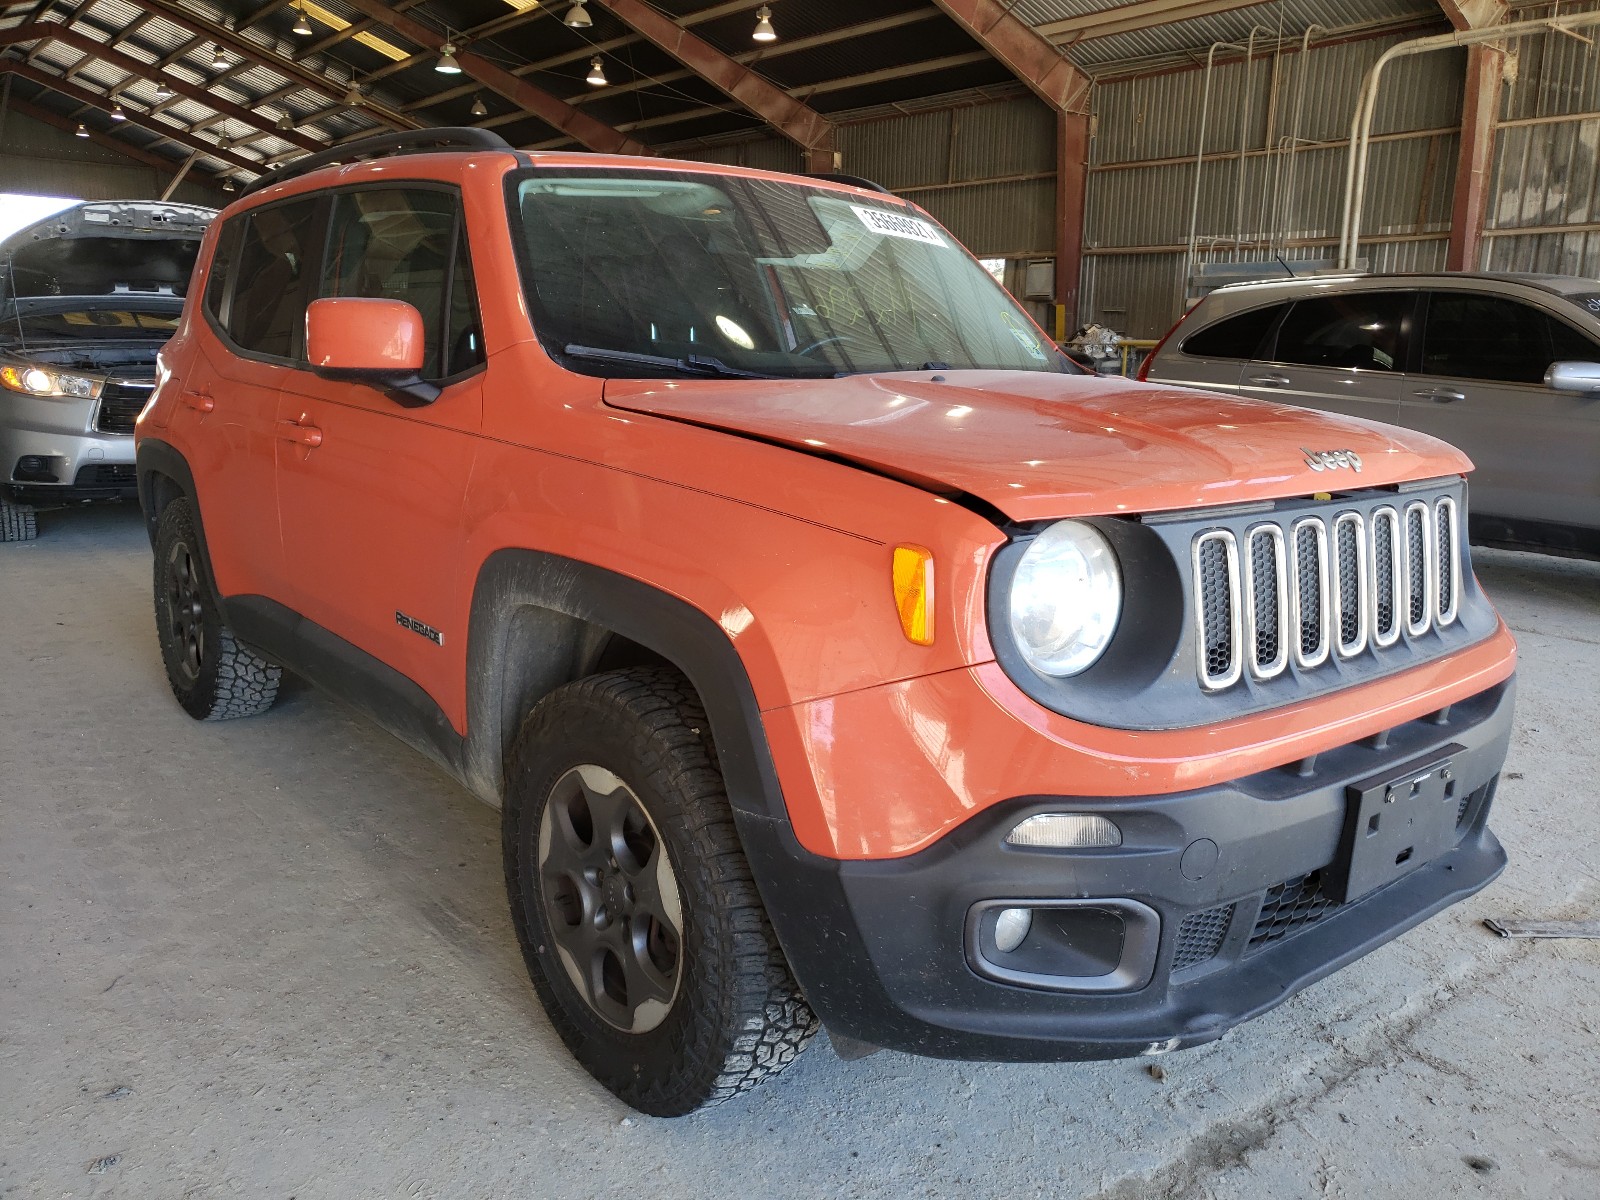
[{"x1": 136, "y1": 130, "x2": 1518, "y2": 1115}]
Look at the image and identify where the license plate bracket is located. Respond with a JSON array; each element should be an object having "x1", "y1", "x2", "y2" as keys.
[{"x1": 1327, "y1": 746, "x2": 1466, "y2": 905}]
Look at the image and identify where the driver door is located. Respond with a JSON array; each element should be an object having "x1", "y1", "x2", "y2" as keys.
[{"x1": 274, "y1": 185, "x2": 486, "y2": 708}]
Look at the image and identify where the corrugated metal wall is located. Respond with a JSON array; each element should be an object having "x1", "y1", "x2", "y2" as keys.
[
  {"x1": 0, "y1": 111, "x2": 217, "y2": 207},
  {"x1": 678, "y1": 93, "x2": 1059, "y2": 257},
  {"x1": 1084, "y1": 33, "x2": 1464, "y2": 336},
  {"x1": 1484, "y1": 20, "x2": 1600, "y2": 276}
]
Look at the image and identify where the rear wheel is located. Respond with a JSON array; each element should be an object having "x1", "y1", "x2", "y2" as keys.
[
  {"x1": 152, "y1": 497, "x2": 281, "y2": 720},
  {"x1": 503, "y1": 667, "x2": 817, "y2": 1115},
  {"x1": 0, "y1": 496, "x2": 37, "y2": 542}
]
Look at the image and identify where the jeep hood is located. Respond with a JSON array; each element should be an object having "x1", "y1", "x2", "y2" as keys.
[
  {"x1": 0, "y1": 201, "x2": 214, "y2": 306},
  {"x1": 603, "y1": 371, "x2": 1473, "y2": 522}
]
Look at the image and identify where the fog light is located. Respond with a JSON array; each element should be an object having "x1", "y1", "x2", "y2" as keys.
[
  {"x1": 1006, "y1": 813, "x2": 1121, "y2": 848},
  {"x1": 993, "y1": 907, "x2": 1032, "y2": 953}
]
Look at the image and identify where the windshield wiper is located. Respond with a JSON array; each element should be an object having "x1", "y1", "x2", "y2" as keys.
[{"x1": 563, "y1": 343, "x2": 780, "y2": 380}]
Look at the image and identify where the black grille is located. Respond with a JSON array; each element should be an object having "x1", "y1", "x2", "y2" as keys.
[
  {"x1": 1249, "y1": 534, "x2": 1279, "y2": 669},
  {"x1": 1294, "y1": 525, "x2": 1321, "y2": 656},
  {"x1": 1373, "y1": 515, "x2": 1396, "y2": 635},
  {"x1": 1336, "y1": 521, "x2": 1360, "y2": 645},
  {"x1": 1199, "y1": 538, "x2": 1233, "y2": 680},
  {"x1": 1249, "y1": 869, "x2": 1339, "y2": 951},
  {"x1": 1438, "y1": 505, "x2": 1454, "y2": 616},
  {"x1": 1406, "y1": 507, "x2": 1427, "y2": 625},
  {"x1": 94, "y1": 379, "x2": 153, "y2": 434},
  {"x1": 72, "y1": 464, "x2": 137, "y2": 488},
  {"x1": 1172, "y1": 903, "x2": 1234, "y2": 971}
]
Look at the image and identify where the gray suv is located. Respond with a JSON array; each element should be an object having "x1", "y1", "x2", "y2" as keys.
[
  {"x1": 1, "y1": 200, "x2": 213, "y2": 541},
  {"x1": 1141, "y1": 273, "x2": 1600, "y2": 559}
]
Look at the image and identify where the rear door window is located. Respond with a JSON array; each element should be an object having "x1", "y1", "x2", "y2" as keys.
[
  {"x1": 222, "y1": 198, "x2": 322, "y2": 360},
  {"x1": 1181, "y1": 303, "x2": 1285, "y2": 359},
  {"x1": 321, "y1": 188, "x2": 479, "y2": 381},
  {"x1": 1421, "y1": 292, "x2": 1557, "y2": 384},
  {"x1": 1271, "y1": 292, "x2": 1411, "y2": 372}
]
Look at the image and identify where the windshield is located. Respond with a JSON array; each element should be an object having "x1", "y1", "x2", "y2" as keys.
[{"x1": 509, "y1": 169, "x2": 1067, "y2": 380}]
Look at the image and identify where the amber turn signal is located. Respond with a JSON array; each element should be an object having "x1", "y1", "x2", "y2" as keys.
[{"x1": 892, "y1": 544, "x2": 934, "y2": 646}]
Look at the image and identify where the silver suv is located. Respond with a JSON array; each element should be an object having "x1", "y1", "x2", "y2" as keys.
[
  {"x1": 1141, "y1": 273, "x2": 1600, "y2": 560},
  {"x1": 1, "y1": 200, "x2": 213, "y2": 541}
]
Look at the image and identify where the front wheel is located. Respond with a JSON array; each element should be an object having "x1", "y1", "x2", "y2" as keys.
[
  {"x1": 152, "y1": 497, "x2": 282, "y2": 720},
  {"x1": 503, "y1": 667, "x2": 817, "y2": 1115},
  {"x1": 0, "y1": 495, "x2": 37, "y2": 542}
]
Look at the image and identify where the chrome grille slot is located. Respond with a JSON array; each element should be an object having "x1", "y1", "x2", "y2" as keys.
[
  {"x1": 1244, "y1": 525, "x2": 1288, "y2": 679},
  {"x1": 1191, "y1": 492, "x2": 1462, "y2": 690},
  {"x1": 1436, "y1": 497, "x2": 1460, "y2": 626},
  {"x1": 1194, "y1": 531, "x2": 1242, "y2": 690},
  {"x1": 1289, "y1": 517, "x2": 1331, "y2": 669},
  {"x1": 1332, "y1": 513, "x2": 1369, "y2": 657}
]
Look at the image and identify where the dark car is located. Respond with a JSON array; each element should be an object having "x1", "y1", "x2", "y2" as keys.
[{"x1": 1, "y1": 200, "x2": 214, "y2": 541}]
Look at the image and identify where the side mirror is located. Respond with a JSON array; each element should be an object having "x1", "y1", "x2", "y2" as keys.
[
  {"x1": 305, "y1": 297, "x2": 439, "y2": 407},
  {"x1": 1544, "y1": 361, "x2": 1600, "y2": 394}
]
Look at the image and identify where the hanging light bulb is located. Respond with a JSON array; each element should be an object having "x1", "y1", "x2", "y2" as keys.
[
  {"x1": 110, "y1": 102, "x2": 126, "y2": 121},
  {"x1": 343, "y1": 83, "x2": 363, "y2": 106},
  {"x1": 470, "y1": 94, "x2": 487, "y2": 118},
  {"x1": 211, "y1": 44, "x2": 229, "y2": 70},
  {"x1": 152, "y1": 78, "x2": 174, "y2": 101},
  {"x1": 563, "y1": 1, "x2": 591, "y2": 27},
  {"x1": 291, "y1": 4, "x2": 313, "y2": 35},
  {"x1": 75, "y1": 122, "x2": 89, "y2": 138},
  {"x1": 436, "y1": 41, "x2": 462, "y2": 73},
  {"x1": 586, "y1": 56, "x2": 607, "y2": 86},
  {"x1": 752, "y1": 5, "x2": 776, "y2": 41},
  {"x1": 222, "y1": 177, "x2": 237, "y2": 192}
]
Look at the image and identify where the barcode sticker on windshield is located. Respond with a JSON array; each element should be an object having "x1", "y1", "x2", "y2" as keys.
[{"x1": 851, "y1": 205, "x2": 946, "y2": 247}]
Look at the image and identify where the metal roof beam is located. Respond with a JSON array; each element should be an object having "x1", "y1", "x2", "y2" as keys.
[
  {"x1": 1438, "y1": 0, "x2": 1505, "y2": 31},
  {"x1": 1035, "y1": 0, "x2": 1262, "y2": 43},
  {"x1": 587, "y1": 0, "x2": 836, "y2": 170},
  {"x1": 0, "y1": 22, "x2": 323, "y2": 150},
  {"x1": 0, "y1": 59, "x2": 263, "y2": 175},
  {"x1": 927, "y1": 0, "x2": 1089, "y2": 110},
  {"x1": 332, "y1": 0, "x2": 649, "y2": 154}
]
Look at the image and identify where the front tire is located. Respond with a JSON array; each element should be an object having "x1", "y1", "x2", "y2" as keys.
[
  {"x1": 503, "y1": 667, "x2": 817, "y2": 1115},
  {"x1": 152, "y1": 497, "x2": 281, "y2": 720},
  {"x1": 0, "y1": 496, "x2": 37, "y2": 542}
]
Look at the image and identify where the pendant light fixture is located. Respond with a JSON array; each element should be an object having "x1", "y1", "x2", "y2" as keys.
[
  {"x1": 75, "y1": 122, "x2": 89, "y2": 138},
  {"x1": 152, "y1": 78, "x2": 174, "y2": 101},
  {"x1": 470, "y1": 94, "x2": 488, "y2": 117},
  {"x1": 752, "y1": 5, "x2": 776, "y2": 41},
  {"x1": 211, "y1": 44, "x2": 229, "y2": 71},
  {"x1": 275, "y1": 112, "x2": 294, "y2": 131},
  {"x1": 291, "y1": 4, "x2": 313, "y2": 35},
  {"x1": 222, "y1": 177, "x2": 237, "y2": 192},
  {"x1": 110, "y1": 102, "x2": 126, "y2": 121},
  {"x1": 586, "y1": 55, "x2": 607, "y2": 86},
  {"x1": 563, "y1": 1, "x2": 592, "y2": 27},
  {"x1": 436, "y1": 39, "x2": 462, "y2": 73},
  {"x1": 343, "y1": 82, "x2": 363, "y2": 106}
]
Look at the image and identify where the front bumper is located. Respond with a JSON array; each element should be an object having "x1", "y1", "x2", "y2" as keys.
[
  {"x1": 2, "y1": 392, "x2": 137, "y2": 504},
  {"x1": 740, "y1": 677, "x2": 1512, "y2": 1061}
]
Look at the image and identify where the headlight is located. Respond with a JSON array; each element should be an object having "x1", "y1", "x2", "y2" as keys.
[
  {"x1": 1007, "y1": 520, "x2": 1122, "y2": 676},
  {"x1": 0, "y1": 364, "x2": 104, "y2": 399}
]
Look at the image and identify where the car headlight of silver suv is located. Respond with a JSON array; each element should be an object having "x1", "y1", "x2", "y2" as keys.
[
  {"x1": 0, "y1": 364, "x2": 105, "y2": 399},
  {"x1": 1007, "y1": 520, "x2": 1123, "y2": 677}
]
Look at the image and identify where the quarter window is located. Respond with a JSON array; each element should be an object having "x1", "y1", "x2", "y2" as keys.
[
  {"x1": 222, "y1": 198, "x2": 321, "y2": 359},
  {"x1": 1272, "y1": 292, "x2": 1411, "y2": 372},
  {"x1": 1181, "y1": 304, "x2": 1285, "y2": 359}
]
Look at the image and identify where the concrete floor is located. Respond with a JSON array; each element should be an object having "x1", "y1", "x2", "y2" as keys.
[{"x1": 2, "y1": 503, "x2": 1598, "y2": 1200}]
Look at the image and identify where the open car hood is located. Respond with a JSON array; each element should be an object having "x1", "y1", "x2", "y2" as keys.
[
  {"x1": 603, "y1": 370, "x2": 1473, "y2": 522},
  {"x1": 0, "y1": 201, "x2": 214, "y2": 306}
]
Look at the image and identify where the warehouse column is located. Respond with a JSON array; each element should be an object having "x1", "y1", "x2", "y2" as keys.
[{"x1": 1446, "y1": 43, "x2": 1505, "y2": 272}]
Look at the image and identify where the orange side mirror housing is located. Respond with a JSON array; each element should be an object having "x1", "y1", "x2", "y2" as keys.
[{"x1": 305, "y1": 297, "x2": 438, "y2": 406}]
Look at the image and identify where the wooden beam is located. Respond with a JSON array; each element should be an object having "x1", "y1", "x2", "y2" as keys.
[{"x1": 591, "y1": 0, "x2": 836, "y2": 170}]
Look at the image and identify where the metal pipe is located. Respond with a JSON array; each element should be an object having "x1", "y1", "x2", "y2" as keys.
[
  {"x1": 1339, "y1": 10, "x2": 1600, "y2": 268},
  {"x1": 1183, "y1": 40, "x2": 1244, "y2": 307},
  {"x1": 1273, "y1": 24, "x2": 1323, "y2": 254},
  {"x1": 1231, "y1": 26, "x2": 1277, "y2": 260}
]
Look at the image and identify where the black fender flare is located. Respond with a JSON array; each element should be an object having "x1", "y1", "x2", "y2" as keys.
[{"x1": 135, "y1": 438, "x2": 221, "y2": 599}]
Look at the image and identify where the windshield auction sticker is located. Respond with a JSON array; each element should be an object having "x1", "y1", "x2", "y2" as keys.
[{"x1": 851, "y1": 205, "x2": 947, "y2": 247}]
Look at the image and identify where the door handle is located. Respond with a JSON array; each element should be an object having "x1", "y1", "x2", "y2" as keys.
[
  {"x1": 182, "y1": 388, "x2": 214, "y2": 414},
  {"x1": 1412, "y1": 387, "x2": 1465, "y2": 403},
  {"x1": 278, "y1": 416, "x2": 323, "y2": 448},
  {"x1": 1249, "y1": 372, "x2": 1290, "y2": 388}
]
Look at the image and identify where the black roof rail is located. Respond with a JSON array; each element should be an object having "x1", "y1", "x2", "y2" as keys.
[
  {"x1": 802, "y1": 172, "x2": 892, "y2": 195},
  {"x1": 239, "y1": 128, "x2": 514, "y2": 198}
]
